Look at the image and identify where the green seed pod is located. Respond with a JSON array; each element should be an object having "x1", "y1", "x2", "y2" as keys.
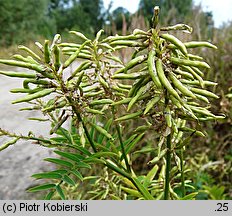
[
  {"x1": 112, "y1": 71, "x2": 147, "y2": 80},
  {"x1": 194, "y1": 94, "x2": 210, "y2": 103},
  {"x1": 67, "y1": 61, "x2": 92, "y2": 81},
  {"x1": 144, "y1": 96, "x2": 160, "y2": 114},
  {"x1": 148, "y1": 149, "x2": 167, "y2": 165},
  {"x1": 184, "y1": 41, "x2": 217, "y2": 49},
  {"x1": 69, "y1": 31, "x2": 89, "y2": 41},
  {"x1": 181, "y1": 105, "x2": 198, "y2": 120},
  {"x1": 73, "y1": 71, "x2": 85, "y2": 89},
  {"x1": 28, "y1": 117, "x2": 49, "y2": 122},
  {"x1": 112, "y1": 85, "x2": 129, "y2": 93},
  {"x1": 64, "y1": 40, "x2": 91, "y2": 68},
  {"x1": 18, "y1": 45, "x2": 41, "y2": 61},
  {"x1": 180, "y1": 66, "x2": 204, "y2": 88},
  {"x1": 98, "y1": 74, "x2": 109, "y2": 89},
  {"x1": 147, "y1": 49, "x2": 162, "y2": 88},
  {"x1": 94, "y1": 29, "x2": 104, "y2": 43},
  {"x1": 23, "y1": 79, "x2": 51, "y2": 89},
  {"x1": 188, "y1": 105, "x2": 215, "y2": 117},
  {"x1": 35, "y1": 41, "x2": 44, "y2": 52},
  {"x1": 42, "y1": 98, "x2": 67, "y2": 112},
  {"x1": 12, "y1": 88, "x2": 56, "y2": 104},
  {"x1": 171, "y1": 118, "x2": 178, "y2": 134},
  {"x1": 82, "y1": 85, "x2": 99, "y2": 93},
  {"x1": 27, "y1": 56, "x2": 39, "y2": 65},
  {"x1": 0, "y1": 59, "x2": 44, "y2": 73},
  {"x1": 104, "y1": 55, "x2": 122, "y2": 64},
  {"x1": 117, "y1": 83, "x2": 132, "y2": 90},
  {"x1": 170, "y1": 57, "x2": 210, "y2": 69},
  {"x1": 62, "y1": 47, "x2": 91, "y2": 55},
  {"x1": 110, "y1": 40, "x2": 144, "y2": 47},
  {"x1": 179, "y1": 127, "x2": 205, "y2": 137},
  {"x1": 90, "y1": 99, "x2": 114, "y2": 106},
  {"x1": 169, "y1": 95, "x2": 182, "y2": 109},
  {"x1": 180, "y1": 79, "x2": 218, "y2": 87},
  {"x1": 169, "y1": 72, "x2": 196, "y2": 98},
  {"x1": 10, "y1": 87, "x2": 43, "y2": 94},
  {"x1": 198, "y1": 115, "x2": 225, "y2": 121},
  {"x1": 109, "y1": 34, "x2": 146, "y2": 42},
  {"x1": 89, "y1": 122, "x2": 113, "y2": 140},
  {"x1": 160, "y1": 24, "x2": 192, "y2": 33},
  {"x1": 112, "y1": 98, "x2": 131, "y2": 106},
  {"x1": 115, "y1": 111, "x2": 143, "y2": 122},
  {"x1": 0, "y1": 138, "x2": 19, "y2": 151},
  {"x1": 191, "y1": 66, "x2": 204, "y2": 77},
  {"x1": 187, "y1": 54, "x2": 203, "y2": 61},
  {"x1": 128, "y1": 85, "x2": 147, "y2": 111},
  {"x1": 133, "y1": 29, "x2": 148, "y2": 36},
  {"x1": 13, "y1": 54, "x2": 38, "y2": 65},
  {"x1": 161, "y1": 33, "x2": 188, "y2": 56},
  {"x1": 85, "y1": 107, "x2": 104, "y2": 115},
  {"x1": 134, "y1": 125, "x2": 151, "y2": 133},
  {"x1": 99, "y1": 43, "x2": 115, "y2": 52},
  {"x1": 51, "y1": 34, "x2": 61, "y2": 48},
  {"x1": 20, "y1": 106, "x2": 40, "y2": 111},
  {"x1": 53, "y1": 45, "x2": 61, "y2": 70},
  {"x1": 0, "y1": 71, "x2": 36, "y2": 79},
  {"x1": 164, "y1": 106, "x2": 172, "y2": 127},
  {"x1": 50, "y1": 115, "x2": 69, "y2": 135},
  {"x1": 128, "y1": 76, "x2": 150, "y2": 97},
  {"x1": 175, "y1": 68, "x2": 194, "y2": 80},
  {"x1": 84, "y1": 90, "x2": 104, "y2": 97},
  {"x1": 44, "y1": 40, "x2": 51, "y2": 64},
  {"x1": 115, "y1": 55, "x2": 147, "y2": 74},
  {"x1": 156, "y1": 59, "x2": 181, "y2": 100},
  {"x1": 190, "y1": 88, "x2": 219, "y2": 99},
  {"x1": 59, "y1": 42, "x2": 81, "y2": 48}
]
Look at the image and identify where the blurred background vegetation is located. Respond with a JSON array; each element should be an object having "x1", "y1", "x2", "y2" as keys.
[{"x1": 0, "y1": 0, "x2": 231, "y2": 199}]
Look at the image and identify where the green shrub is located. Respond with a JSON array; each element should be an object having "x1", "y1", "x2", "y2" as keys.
[{"x1": 0, "y1": 6, "x2": 223, "y2": 200}]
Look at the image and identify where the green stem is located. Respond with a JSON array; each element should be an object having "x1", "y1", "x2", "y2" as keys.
[
  {"x1": 115, "y1": 124, "x2": 131, "y2": 173},
  {"x1": 164, "y1": 134, "x2": 171, "y2": 200},
  {"x1": 105, "y1": 160, "x2": 154, "y2": 200},
  {"x1": 66, "y1": 96, "x2": 97, "y2": 153},
  {"x1": 180, "y1": 148, "x2": 185, "y2": 197},
  {"x1": 76, "y1": 112, "x2": 97, "y2": 153}
]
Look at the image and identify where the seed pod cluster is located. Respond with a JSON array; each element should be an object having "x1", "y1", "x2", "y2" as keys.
[{"x1": 0, "y1": 18, "x2": 223, "y2": 159}]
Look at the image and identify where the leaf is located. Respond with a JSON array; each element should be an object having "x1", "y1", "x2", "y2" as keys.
[
  {"x1": 56, "y1": 185, "x2": 65, "y2": 200},
  {"x1": 84, "y1": 157, "x2": 106, "y2": 164},
  {"x1": 133, "y1": 147, "x2": 155, "y2": 154},
  {"x1": 121, "y1": 186, "x2": 142, "y2": 198},
  {"x1": 45, "y1": 191, "x2": 55, "y2": 200},
  {"x1": 90, "y1": 151, "x2": 119, "y2": 159},
  {"x1": 132, "y1": 177, "x2": 154, "y2": 200},
  {"x1": 76, "y1": 161, "x2": 91, "y2": 169},
  {"x1": 63, "y1": 175, "x2": 76, "y2": 186},
  {"x1": 44, "y1": 158, "x2": 73, "y2": 168},
  {"x1": 144, "y1": 165, "x2": 159, "y2": 187},
  {"x1": 32, "y1": 172, "x2": 62, "y2": 179},
  {"x1": 73, "y1": 146, "x2": 91, "y2": 156},
  {"x1": 125, "y1": 133, "x2": 145, "y2": 155},
  {"x1": 97, "y1": 118, "x2": 113, "y2": 144},
  {"x1": 27, "y1": 184, "x2": 56, "y2": 192},
  {"x1": 54, "y1": 150, "x2": 85, "y2": 162},
  {"x1": 51, "y1": 169, "x2": 68, "y2": 175},
  {"x1": 71, "y1": 170, "x2": 83, "y2": 181},
  {"x1": 89, "y1": 122, "x2": 113, "y2": 140},
  {"x1": 180, "y1": 192, "x2": 198, "y2": 200}
]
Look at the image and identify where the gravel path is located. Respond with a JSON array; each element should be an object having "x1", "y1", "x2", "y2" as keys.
[{"x1": 0, "y1": 71, "x2": 55, "y2": 199}]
